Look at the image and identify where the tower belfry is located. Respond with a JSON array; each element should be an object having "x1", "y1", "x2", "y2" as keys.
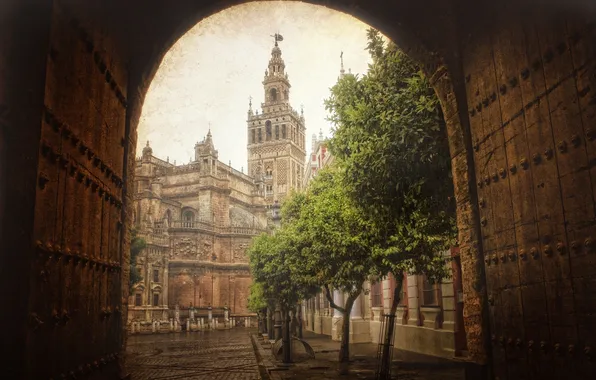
[{"x1": 246, "y1": 35, "x2": 306, "y2": 203}]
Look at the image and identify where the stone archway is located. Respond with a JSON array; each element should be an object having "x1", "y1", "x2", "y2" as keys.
[{"x1": 2, "y1": 1, "x2": 596, "y2": 379}]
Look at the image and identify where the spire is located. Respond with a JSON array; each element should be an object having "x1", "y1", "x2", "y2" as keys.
[
  {"x1": 340, "y1": 51, "x2": 345, "y2": 77},
  {"x1": 248, "y1": 95, "x2": 253, "y2": 117},
  {"x1": 142, "y1": 140, "x2": 153, "y2": 156}
]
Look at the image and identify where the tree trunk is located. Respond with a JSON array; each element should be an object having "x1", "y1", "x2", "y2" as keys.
[
  {"x1": 339, "y1": 293, "x2": 356, "y2": 363},
  {"x1": 282, "y1": 309, "x2": 292, "y2": 363},
  {"x1": 297, "y1": 304, "x2": 303, "y2": 339},
  {"x1": 379, "y1": 274, "x2": 404, "y2": 380}
]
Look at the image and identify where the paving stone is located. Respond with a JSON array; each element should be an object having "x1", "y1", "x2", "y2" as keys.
[{"x1": 126, "y1": 329, "x2": 261, "y2": 380}]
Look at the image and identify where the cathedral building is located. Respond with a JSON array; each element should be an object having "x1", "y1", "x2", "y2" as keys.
[{"x1": 128, "y1": 38, "x2": 306, "y2": 329}]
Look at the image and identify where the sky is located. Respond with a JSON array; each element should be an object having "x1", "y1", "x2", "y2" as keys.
[{"x1": 137, "y1": 1, "x2": 375, "y2": 171}]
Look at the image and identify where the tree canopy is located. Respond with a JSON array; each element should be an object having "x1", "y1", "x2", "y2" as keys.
[{"x1": 325, "y1": 28, "x2": 456, "y2": 281}]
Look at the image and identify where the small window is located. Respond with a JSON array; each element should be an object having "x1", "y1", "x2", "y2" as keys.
[
  {"x1": 421, "y1": 275, "x2": 440, "y2": 306},
  {"x1": 275, "y1": 125, "x2": 279, "y2": 140},
  {"x1": 153, "y1": 269, "x2": 159, "y2": 282},
  {"x1": 258, "y1": 129, "x2": 262, "y2": 142},
  {"x1": 266, "y1": 168, "x2": 273, "y2": 177},
  {"x1": 153, "y1": 293, "x2": 159, "y2": 307},
  {"x1": 135, "y1": 293, "x2": 142, "y2": 306},
  {"x1": 251, "y1": 130, "x2": 255, "y2": 143},
  {"x1": 282, "y1": 124, "x2": 287, "y2": 139},
  {"x1": 371, "y1": 281, "x2": 383, "y2": 307}
]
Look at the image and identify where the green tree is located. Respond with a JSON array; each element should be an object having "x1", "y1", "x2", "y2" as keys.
[
  {"x1": 285, "y1": 168, "x2": 386, "y2": 363},
  {"x1": 325, "y1": 28, "x2": 456, "y2": 282},
  {"x1": 129, "y1": 228, "x2": 146, "y2": 292}
]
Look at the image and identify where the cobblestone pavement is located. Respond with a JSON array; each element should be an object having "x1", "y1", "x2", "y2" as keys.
[{"x1": 126, "y1": 329, "x2": 261, "y2": 380}]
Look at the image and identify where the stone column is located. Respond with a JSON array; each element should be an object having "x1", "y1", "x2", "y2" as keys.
[
  {"x1": 332, "y1": 290, "x2": 344, "y2": 317},
  {"x1": 349, "y1": 292, "x2": 371, "y2": 343},
  {"x1": 331, "y1": 290, "x2": 344, "y2": 341},
  {"x1": 350, "y1": 294, "x2": 363, "y2": 319},
  {"x1": 407, "y1": 274, "x2": 420, "y2": 325},
  {"x1": 163, "y1": 264, "x2": 169, "y2": 306}
]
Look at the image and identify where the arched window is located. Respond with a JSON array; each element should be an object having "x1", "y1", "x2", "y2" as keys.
[
  {"x1": 265, "y1": 120, "x2": 272, "y2": 141},
  {"x1": 269, "y1": 88, "x2": 278, "y2": 102},
  {"x1": 164, "y1": 209, "x2": 172, "y2": 226},
  {"x1": 275, "y1": 125, "x2": 279, "y2": 139},
  {"x1": 251, "y1": 129, "x2": 255, "y2": 143},
  {"x1": 282, "y1": 124, "x2": 287, "y2": 139},
  {"x1": 182, "y1": 210, "x2": 195, "y2": 228},
  {"x1": 266, "y1": 167, "x2": 273, "y2": 178}
]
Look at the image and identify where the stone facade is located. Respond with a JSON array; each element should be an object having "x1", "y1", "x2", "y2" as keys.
[
  {"x1": 247, "y1": 40, "x2": 306, "y2": 202},
  {"x1": 128, "y1": 134, "x2": 269, "y2": 325}
]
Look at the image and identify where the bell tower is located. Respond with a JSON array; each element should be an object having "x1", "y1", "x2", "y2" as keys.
[{"x1": 247, "y1": 35, "x2": 306, "y2": 203}]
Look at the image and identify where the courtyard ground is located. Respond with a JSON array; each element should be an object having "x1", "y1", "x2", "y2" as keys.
[
  {"x1": 126, "y1": 328, "x2": 262, "y2": 380},
  {"x1": 126, "y1": 328, "x2": 467, "y2": 380},
  {"x1": 254, "y1": 330, "x2": 466, "y2": 380}
]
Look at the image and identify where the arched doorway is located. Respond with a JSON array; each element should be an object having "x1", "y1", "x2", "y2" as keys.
[{"x1": 2, "y1": 1, "x2": 595, "y2": 379}]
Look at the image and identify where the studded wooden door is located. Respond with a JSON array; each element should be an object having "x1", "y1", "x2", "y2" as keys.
[
  {"x1": 463, "y1": 14, "x2": 596, "y2": 380},
  {"x1": 27, "y1": 3, "x2": 128, "y2": 378}
]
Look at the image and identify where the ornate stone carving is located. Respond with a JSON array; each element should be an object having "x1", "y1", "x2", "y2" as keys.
[
  {"x1": 173, "y1": 237, "x2": 197, "y2": 258},
  {"x1": 232, "y1": 242, "x2": 249, "y2": 262}
]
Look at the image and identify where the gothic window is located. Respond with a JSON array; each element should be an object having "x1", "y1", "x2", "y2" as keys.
[
  {"x1": 153, "y1": 293, "x2": 159, "y2": 306},
  {"x1": 275, "y1": 125, "x2": 279, "y2": 139},
  {"x1": 135, "y1": 293, "x2": 142, "y2": 306},
  {"x1": 265, "y1": 120, "x2": 272, "y2": 141},
  {"x1": 251, "y1": 129, "x2": 255, "y2": 144},
  {"x1": 258, "y1": 128, "x2": 262, "y2": 142},
  {"x1": 153, "y1": 269, "x2": 159, "y2": 282},
  {"x1": 269, "y1": 88, "x2": 278, "y2": 102},
  {"x1": 282, "y1": 124, "x2": 287, "y2": 139}
]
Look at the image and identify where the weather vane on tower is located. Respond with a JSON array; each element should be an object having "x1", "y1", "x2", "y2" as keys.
[{"x1": 270, "y1": 33, "x2": 284, "y2": 46}]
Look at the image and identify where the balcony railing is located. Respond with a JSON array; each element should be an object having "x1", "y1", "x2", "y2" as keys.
[{"x1": 169, "y1": 220, "x2": 267, "y2": 236}]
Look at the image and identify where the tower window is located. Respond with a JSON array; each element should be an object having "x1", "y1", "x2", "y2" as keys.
[
  {"x1": 135, "y1": 293, "x2": 142, "y2": 306},
  {"x1": 251, "y1": 130, "x2": 255, "y2": 144},
  {"x1": 282, "y1": 124, "x2": 287, "y2": 139},
  {"x1": 269, "y1": 88, "x2": 278, "y2": 102},
  {"x1": 258, "y1": 128, "x2": 262, "y2": 142},
  {"x1": 153, "y1": 269, "x2": 159, "y2": 282},
  {"x1": 275, "y1": 125, "x2": 279, "y2": 140},
  {"x1": 265, "y1": 121, "x2": 272, "y2": 141},
  {"x1": 153, "y1": 293, "x2": 159, "y2": 307}
]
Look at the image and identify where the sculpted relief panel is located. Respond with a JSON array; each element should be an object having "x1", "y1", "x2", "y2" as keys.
[
  {"x1": 232, "y1": 242, "x2": 250, "y2": 263},
  {"x1": 172, "y1": 235, "x2": 214, "y2": 261},
  {"x1": 173, "y1": 237, "x2": 197, "y2": 258}
]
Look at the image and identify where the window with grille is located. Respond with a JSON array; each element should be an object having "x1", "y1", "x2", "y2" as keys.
[
  {"x1": 371, "y1": 281, "x2": 383, "y2": 307},
  {"x1": 153, "y1": 269, "x2": 159, "y2": 282},
  {"x1": 135, "y1": 293, "x2": 142, "y2": 306}
]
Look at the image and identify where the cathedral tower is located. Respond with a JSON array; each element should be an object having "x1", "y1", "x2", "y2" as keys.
[{"x1": 247, "y1": 36, "x2": 306, "y2": 202}]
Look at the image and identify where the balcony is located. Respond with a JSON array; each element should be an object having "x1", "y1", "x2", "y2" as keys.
[{"x1": 169, "y1": 220, "x2": 266, "y2": 236}]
